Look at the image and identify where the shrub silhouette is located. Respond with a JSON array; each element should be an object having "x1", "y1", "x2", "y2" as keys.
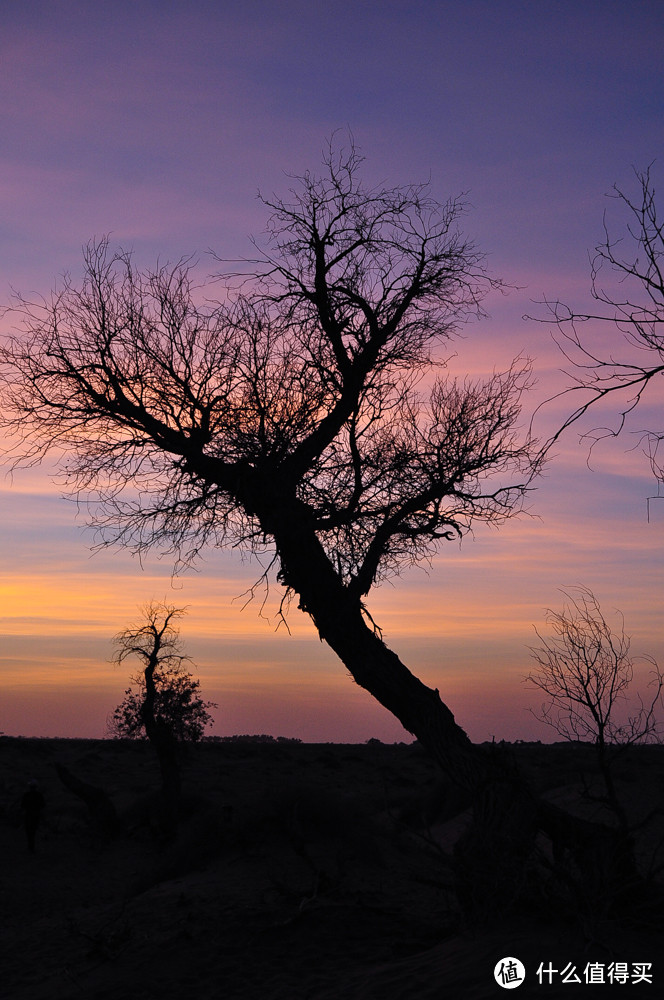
[{"x1": 108, "y1": 660, "x2": 216, "y2": 743}]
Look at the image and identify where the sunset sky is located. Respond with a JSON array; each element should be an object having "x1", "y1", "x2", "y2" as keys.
[{"x1": 1, "y1": 1, "x2": 663, "y2": 743}]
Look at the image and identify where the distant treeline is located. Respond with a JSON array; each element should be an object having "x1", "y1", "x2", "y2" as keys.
[{"x1": 204, "y1": 734, "x2": 303, "y2": 744}]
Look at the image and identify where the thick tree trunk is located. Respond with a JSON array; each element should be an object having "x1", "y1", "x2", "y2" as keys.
[
  {"x1": 270, "y1": 507, "x2": 503, "y2": 786},
  {"x1": 269, "y1": 509, "x2": 642, "y2": 917}
]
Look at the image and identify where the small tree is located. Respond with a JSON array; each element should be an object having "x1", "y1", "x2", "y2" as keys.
[
  {"x1": 527, "y1": 586, "x2": 663, "y2": 831},
  {"x1": 110, "y1": 602, "x2": 215, "y2": 832}
]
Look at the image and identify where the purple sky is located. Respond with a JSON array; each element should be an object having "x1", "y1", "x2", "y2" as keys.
[{"x1": 1, "y1": 1, "x2": 663, "y2": 742}]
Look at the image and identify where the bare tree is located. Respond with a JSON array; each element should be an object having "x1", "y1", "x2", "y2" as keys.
[
  {"x1": 1, "y1": 139, "x2": 637, "y2": 910},
  {"x1": 542, "y1": 166, "x2": 664, "y2": 485},
  {"x1": 527, "y1": 586, "x2": 663, "y2": 832},
  {"x1": 0, "y1": 143, "x2": 537, "y2": 772}
]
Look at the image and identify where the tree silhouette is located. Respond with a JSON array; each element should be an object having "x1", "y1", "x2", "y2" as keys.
[
  {"x1": 2, "y1": 139, "x2": 637, "y2": 911},
  {"x1": 542, "y1": 166, "x2": 664, "y2": 485},
  {"x1": 109, "y1": 602, "x2": 211, "y2": 834},
  {"x1": 0, "y1": 142, "x2": 538, "y2": 772},
  {"x1": 527, "y1": 586, "x2": 663, "y2": 833},
  {"x1": 109, "y1": 603, "x2": 215, "y2": 742}
]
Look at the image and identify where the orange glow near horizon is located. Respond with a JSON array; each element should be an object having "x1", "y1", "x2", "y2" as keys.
[{"x1": 2, "y1": 432, "x2": 662, "y2": 744}]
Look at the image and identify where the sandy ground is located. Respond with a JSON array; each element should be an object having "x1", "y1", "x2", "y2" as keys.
[{"x1": 1, "y1": 737, "x2": 663, "y2": 999}]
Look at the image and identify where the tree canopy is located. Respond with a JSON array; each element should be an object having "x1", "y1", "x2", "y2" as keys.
[
  {"x1": 527, "y1": 586, "x2": 662, "y2": 748},
  {"x1": 1, "y1": 141, "x2": 539, "y2": 610}
]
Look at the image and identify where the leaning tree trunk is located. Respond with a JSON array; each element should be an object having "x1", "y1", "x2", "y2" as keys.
[{"x1": 269, "y1": 508, "x2": 642, "y2": 919}]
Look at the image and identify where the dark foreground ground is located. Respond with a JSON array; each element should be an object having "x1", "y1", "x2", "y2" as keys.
[{"x1": 1, "y1": 737, "x2": 663, "y2": 999}]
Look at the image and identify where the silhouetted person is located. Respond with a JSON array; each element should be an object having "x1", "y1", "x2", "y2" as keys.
[{"x1": 21, "y1": 779, "x2": 45, "y2": 853}]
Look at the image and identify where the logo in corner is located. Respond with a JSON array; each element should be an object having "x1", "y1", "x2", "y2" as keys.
[{"x1": 494, "y1": 957, "x2": 526, "y2": 989}]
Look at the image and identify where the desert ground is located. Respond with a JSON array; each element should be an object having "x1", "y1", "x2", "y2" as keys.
[{"x1": 1, "y1": 736, "x2": 663, "y2": 999}]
